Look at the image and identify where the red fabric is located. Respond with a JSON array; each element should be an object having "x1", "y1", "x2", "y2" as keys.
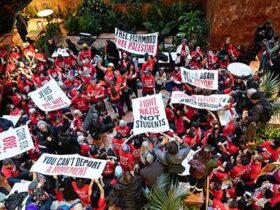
[
  {"x1": 54, "y1": 58, "x2": 66, "y2": 69},
  {"x1": 112, "y1": 138, "x2": 125, "y2": 156},
  {"x1": 211, "y1": 189, "x2": 223, "y2": 200},
  {"x1": 165, "y1": 107, "x2": 175, "y2": 121},
  {"x1": 243, "y1": 161, "x2": 262, "y2": 184},
  {"x1": 270, "y1": 184, "x2": 280, "y2": 205},
  {"x1": 79, "y1": 50, "x2": 92, "y2": 61},
  {"x1": 1, "y1": 165, "x2": 19, "y2": 179},
  {"x1": 82, "y1": 63, "x2": 96, "y2": 76},
  {"x1": 141, "y1": 60, "x2": 155, "y2": 72},
  {"x1": 212, "y1": 198, "x2": 227, "y2": 210},
  {"x1": 119, "y1": 150, "x2": 134, "y2": 171},
  {"x1": 94, "y1": 197, "x2": 107, "y2": 210},
  {"x1": 87, "y1": 85, "x2": 105, "y2": 102},
  {"x1": 115, "y1": 126, "x2": 130, "y2": 137},
  {"x1": 102, "y1": 161, "x2": 115, "y2": 176},
  {"x1": 260, "y1": 141, "x2": 280, "y2": 161},
  {"x1": 229, "y1": 165, "x2": 247, "y2": 179},
  {"x1": 71, "y1": 181, "x2": 91, "y2": 205},
  {"x1": 175, "y1": 116, "x2": 185, "y2": 135},
  {"x1": 71, "y1": 95, "x2": 90, "y2": 112},
  {"x1": 104, "y1": 71, "x2": 116, "y2": 85},
  {"x1": 80, "y1": 144, "x2": 90, "y2": 155},
  {"x1": 273, "y1": 168, "x2": 280, "y2": 183},
  {"x1": 142, "y1": 75, "x2": 155, "y2": 92},
  {"x1": 129, "y1": 144, "x2": 141, "y2": 162}
]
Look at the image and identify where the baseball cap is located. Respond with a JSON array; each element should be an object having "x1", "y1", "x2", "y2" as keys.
[{"x1": 107, "y1": 63, "x2": 114, "y2": 68}]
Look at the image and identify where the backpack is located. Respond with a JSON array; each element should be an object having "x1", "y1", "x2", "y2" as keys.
[
  {"x1": 257, "y1": 98, "x2": 273, "y2": 122},
  {"x1": 4, "y1": 191, "x2": 28, "y2": 210},
  {"x1": 165, "y1": 153, "x2": 185, "y2": 174}
]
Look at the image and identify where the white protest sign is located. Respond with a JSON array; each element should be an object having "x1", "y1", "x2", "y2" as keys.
[
  {"x1": 0, "y1": 125, "x2": 34, "y2": 160},
  {"x1": 132, "y1": 93, "x2": 170, "y2": 135},
  {"x1": 170, "y1": 91, "x2": 230, "y2": 111},
  {"x1": 9, "y1": 181, "x2": 31, "y2": 195},
  {"x1": 217, "y1": 108, "x2": 236, "y2": 126},
  {"x1": 28, "y1": 79, "x2": 71, "y2": 112},
  {"x1": 179, "y1": 149, "x2": 196, "y2": 176},
  {"x1": 115, "y1": 28, "x2": 158, "y2": 56},
  {"x1": 30, "y1": 153, "x2": 107, "y2": 179},
  {"x1": 2, "y1": 115, "x2": 21, "y2": 126},
  {"x1": 181, "y1": 67, "x2": 218, "y2": 90}
]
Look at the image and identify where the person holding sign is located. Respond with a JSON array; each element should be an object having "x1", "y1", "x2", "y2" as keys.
[{"x1": 71, "y1": 178, "x2": 94, "y2": 208}]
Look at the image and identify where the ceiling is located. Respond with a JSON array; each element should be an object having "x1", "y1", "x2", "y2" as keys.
[{"x1": 0, "y1": 0, "x2": 31, "y2": 35}]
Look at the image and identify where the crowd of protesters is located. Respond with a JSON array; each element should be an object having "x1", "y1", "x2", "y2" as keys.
[{"x1": 0, "y1": 19, "x2": 279, "y2": 210}]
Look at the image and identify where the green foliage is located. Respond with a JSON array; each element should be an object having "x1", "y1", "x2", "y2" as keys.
[
  {"x1": 177, "y1": 10, "x2": 208, "y2": 48},
  {"x1": 35, "y1": 23, "x2": 61, "y2": 50},
  {"x1": 143, "y1": 4, "x2": 183, "y2": 38},
  {"x1": 143, "y1": 174, "x2": 189, "y2": 210},
  {"x1": 260, "y1": 71, "x2": 280, "y2": 100},
  {"x1": 256, "y1": 125, "x2": 280, "y2": 144}
]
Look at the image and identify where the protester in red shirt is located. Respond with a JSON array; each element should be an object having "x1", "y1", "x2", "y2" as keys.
[
  {"x1": 71, "y1": 179, "x2": 94, "y2": 207},
  {"x1": 129, "y1": 138, "x2": 142, "y2": 162},
  {"x1": 119, "y1": 144, "x2": 134, "y2": 171},
  {"x1": 229, "y1": 156, "x2": 250, "y2": 179},
  {"x1": 259, "y1": 139, "x2": 280, "y2": 162},
  {"x1": 206, "y1": 50, "x2": 218, "y2": 69},
  {"x1": 71, "y1": 90, "x2": 91, "y2": 112},
  {"x1": 54, "y1": 54, "x2": 66, "y2": 70},
  {"x1": 141, "y1": 54, "x2": 156, "y2": 74},
  {"x1": 115, "y1": 119, "x2": 130, "y2": 138},
  {"x1": 87, "y1": 79, "x2": 105, "y2": 103},
  {"x1": 79, "y1": 43, "x2": 92, "y2": 61},
  {"x1": 112, "y1": 132, "x2": 125, "y2": 156},
  {"x1": 107, "y1": 83, "x2": 124, "y2": 118},
  {"x1": 141, "y1": 69, "x2": 155, "y2": 96}
]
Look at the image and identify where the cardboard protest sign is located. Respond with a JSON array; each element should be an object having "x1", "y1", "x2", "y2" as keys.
[
  {"x1": 30, "y1": 153, "x2": 107, "y2": 179},
  {"x1": 171, "y1": 91, "x2": 229, "y2": 111},
  {"x1": 115, "y1": 28, "x2": 158, "y2": 56},
  {"x1": 132, "y1": 93, "x2": 170, "y2": 135},
  {"x1": 9, "y1": 181, "x2": 31, "y2": 195},
  {"x1": 0, "y1": 125, "x2": 34, "y2": 160},
  {"x1": 181, "y1": 67, "x2": 218, "y2": 90},
  {"x1": 28, "y1": 79, "x2": 71, "y2": 112}
]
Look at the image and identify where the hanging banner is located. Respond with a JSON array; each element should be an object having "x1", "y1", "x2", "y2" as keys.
[
  {"x1": 132, "y1": 93, "x2": 170, "y2": 135},
  {"x1": 0, "y1": 125, "x2": 34, "y2": 160},
  {"x1": 28, "y1": 79, "x2": 71, "y2": 112},
  {"x1": 170, "y1": 91, "x2": 229, "y2": 111},
  {"x1": 30, "y1": 153, "x2": 107, "y2": 179},
  {"x1": 181, "y1": 67, "x2": 218, "y2": 90},
  {"x1": 115, "y1": 28, "x2": 158, "y2": 56}
]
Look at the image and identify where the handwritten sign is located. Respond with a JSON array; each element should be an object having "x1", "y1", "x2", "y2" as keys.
[
  {"x1": 0, "y1": 125, "x2": 34, "y2": 160},
  {"x1": 28, "y1": 79, "x2": 71, "y2": 111},
  {"x1": 171, "y1": 91, "x2": 229, "y2": 111},
  {"x1": 115, "y1": 28, "x2": 158, "y2": 56},
  {"x1": 181, "y1": 67, "x2": 218, "y2": 90}
]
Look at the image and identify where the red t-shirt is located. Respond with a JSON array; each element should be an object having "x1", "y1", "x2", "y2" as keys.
[
  {"x1": 119, "y1": 150, "x2": 134, "y2": 171},
  {"x1": 79, "y1": 50, "x2": 92, "y2": 61},
  {"x1": 71, "y1": 181, "x2": 91, "y2": 205},
  {"x1": 142, "y1": 75, "x2": 155, "y2": 92},
  {"x1": 260, "y1": 141, "x2": 280, "y2": 161},
  {"x1": 212, "y1": 198, "x2": 227, "y2": 210},
  {"x1": 273, "y1": 168, "x2": 280, "y2": 183},
  {"x1": 104, "y1": 71, "x2": 116, "y2": 85},
  {"x1": 229, "y1": 164, "x2": 247, "y2": 179},
  {"x1": 175, "y1": 116, "x2": 185, "y2": 135},
  {"x1": 71, "y1": 95, "x2": 90, "y2": 112},
  {"x1": 87, "y1": 85, "x2": 105, "y2": 102},
  {"x1": 211, "y1": 189, "x2": 223, "y2": 200},
  {"x1": 115, "y1": 126, "x2": 130, "y2": 137},
  {"x1": 243, "y1": 161, "x2": 262, "y2": 184},
  {"x1": 129, "y1": 144, "x2": 141, "y2": 162},
  {"x1": 270, "y1": 184, "x2": 280, "y2": 205},
  {"x1": 141, "y1": 60, "x2": 155, "y2": 72},
  {"x1": 102, "y1": 161, "x2": 115, "y2": 176},
  {"x1": 82, "y1": 63, "x2": 96, "y2": 77},
  {"x1": 165, "y1": 107, "x2": 175, "y2": 121},
  {"x1": 112, "y1": 138, "x2": 125, "y2": 156}
]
